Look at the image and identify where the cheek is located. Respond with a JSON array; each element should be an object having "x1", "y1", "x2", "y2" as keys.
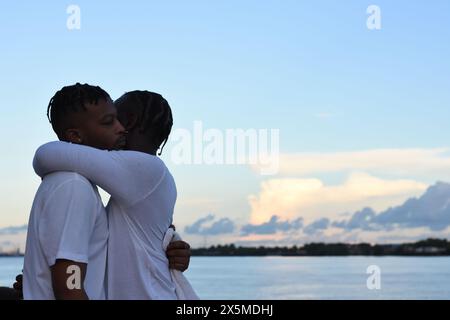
[
  {"x1": 99, "y1": 128, "x2": 118, "y2": 143},
  {"x1": 81, "y1": 123, "x2": 102, "y2": 140},
  {"x1": 83, "y1": 127, "x2": 112, "y2": 146},
  {"x1": 88, "y1": 130, "x2": 117, "y2": 150}
]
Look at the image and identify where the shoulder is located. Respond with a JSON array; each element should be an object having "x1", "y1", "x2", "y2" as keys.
[
  {"x1": 35, "y1": 174, "x2": 101, "y2": 224},
  {"x1": 40, "y1": 172, "x2": 98, "y2": 204}
]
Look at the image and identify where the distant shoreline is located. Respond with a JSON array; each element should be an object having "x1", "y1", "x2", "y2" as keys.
[
  {"x1": 1, "y1": 254, "x2": 450, "y2": 258},
  {"x1": 191, "y1": 238, "x2": 450, "y2": 257},
  {"x1": 2, "y1": 238, "x2": 450, "y2": 257}
]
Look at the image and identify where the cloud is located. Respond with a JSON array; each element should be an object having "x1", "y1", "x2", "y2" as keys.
[
  {"x1": 332, "y1": 208, "x2": 379, "y2": 231},
  {"x1": 0, "y1": 224, "x2": 27, "y2": 235},
  {"x1": 241, "y1": 215, "x2": 303, "y2": 236},
  {"x1": 184, "y1": 214, "x2": 236, "y2": 235},
  {"x1": 248, "y1": 172, "x2": 427, "y2": 224},
  {"x1": 373, "y1": 182, "x2": 450, "y2": 231},
  {"x1": 202, "y1": 218, "x2": 236, "y2": 235},
  {"x1": 182, "y1": 182, "x2": 450, "y2": 246},
  {"x1": 252, "y1": 148, "x2": 450, "y2": 177},
  {"x1": 184, "y1": 214, "x2": 215, "y2": 234},
  {"x1": 333, "y1": 182, "x2": 450, "y2": 231},
  {"x1": 303, "y1": 218, "x2": 330, "y2": 235}
]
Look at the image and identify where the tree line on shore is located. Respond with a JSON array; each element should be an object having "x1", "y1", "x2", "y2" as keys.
[
  {"x1": 191, "y1": 238, "x2": 450, "y2": 256},
  {"x1": 2, "y1": 238, "x2": 450, "y2": 257}
]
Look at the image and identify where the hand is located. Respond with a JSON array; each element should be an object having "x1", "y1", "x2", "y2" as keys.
[
  {"x1": 13, "y1": 273, "x2": 23, "y2": 299},
  {"x1": 166, "y1": 240, "x2": 191, "y2": 272}
]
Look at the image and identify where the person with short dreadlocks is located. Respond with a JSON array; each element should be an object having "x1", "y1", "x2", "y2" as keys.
[
  {"x1": 22, "y1": 84, "x2": 192, "y2": 300},
  {"x1": 31, "y1": 87, "x2": 198, "y2": 300}
]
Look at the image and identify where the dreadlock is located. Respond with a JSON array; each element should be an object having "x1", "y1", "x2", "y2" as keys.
[
  {"x1": 114, "y1": 91, "x2": 173, "y2": 155},
  {"x1": 47, "y1": 83, "x2": 110, "y2": 139}
]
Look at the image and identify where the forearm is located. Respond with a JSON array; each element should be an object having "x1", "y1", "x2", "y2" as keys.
[
  {"x1": 34, "y1": 141, "x2": 128, "y2": 200},
  {"x1": 34, "y1": 142, "x2": 115, "y2": 179}
]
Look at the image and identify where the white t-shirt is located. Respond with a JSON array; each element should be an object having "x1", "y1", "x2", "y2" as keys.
[
  {"x1": 23, "y1": 172, "x2": 108, "y2": 300},
  {"x1": 33, "y1": 142, "x2": 179, "y2": 299}
]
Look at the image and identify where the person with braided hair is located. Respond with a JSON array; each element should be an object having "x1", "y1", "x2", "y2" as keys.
[
  {"x1": 21, "y1": 83, "x2": 193, "y2": 300},
  {"x1": 114, "y1": 90, "x2": 173, "y2": 156}
]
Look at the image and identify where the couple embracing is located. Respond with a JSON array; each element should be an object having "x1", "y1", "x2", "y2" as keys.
[{"x1": 22, "y1": 83, "x2": 198, "y2": 300}]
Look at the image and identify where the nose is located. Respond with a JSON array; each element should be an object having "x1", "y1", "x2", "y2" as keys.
[{"x1": 115, "y1": 119, "x2": 126, "y2": 135}]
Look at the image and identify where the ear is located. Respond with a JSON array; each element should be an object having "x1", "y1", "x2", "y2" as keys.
[{"x1": 63, "y1": 128, "x2": 83, "y2": 144}]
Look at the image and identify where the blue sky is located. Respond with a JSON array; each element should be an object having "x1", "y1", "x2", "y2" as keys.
[{"x1": 1, "y1": 1, "x2": 450, "y2": 249}]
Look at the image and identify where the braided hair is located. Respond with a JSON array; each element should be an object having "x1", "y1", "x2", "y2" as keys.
[
  {"x1": 47, "y1": 83, "x2": 110, "y2": 139},
  {"x1": 114, "y1": 91, "x2": 173, "y2": 155}
]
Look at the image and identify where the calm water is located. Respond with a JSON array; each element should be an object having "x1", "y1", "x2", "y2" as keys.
[{"x1": 1, "y1": 256, "x2": 449, "y2": 299}]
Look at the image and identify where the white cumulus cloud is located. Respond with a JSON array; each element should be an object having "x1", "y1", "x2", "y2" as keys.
[{"x1": 248, "y1": 172, "x2": 427, "y2": 224}]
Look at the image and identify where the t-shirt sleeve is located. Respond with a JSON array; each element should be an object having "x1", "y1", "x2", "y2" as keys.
[
  {"x1": 38, "y1": 177, "x2": 98, "y2": 267},
  {"x1": 33, "y1": 141, "x2": 166, "y2": 207}
]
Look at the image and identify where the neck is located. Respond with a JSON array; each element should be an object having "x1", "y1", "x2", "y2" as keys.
[
  {"x1": 127, "y1": 142, "x2": 156, "y2": 155},
  {"x1": 124, "y1": 128, "x2": 160, "y2": 155},
  {"x1": 125, "y1": 137, "x2": 157, "y2": 155}
]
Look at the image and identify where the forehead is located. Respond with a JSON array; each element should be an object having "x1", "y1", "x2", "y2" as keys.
[{"x1": 84, "y1": 98, "x2": 116, "y2": 117}]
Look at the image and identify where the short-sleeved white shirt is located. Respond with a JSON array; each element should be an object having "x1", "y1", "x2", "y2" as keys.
[
  {"x1": 23, "y1": 172, "x2": 108, "y2": 300},
  {"x1": 33, "y1": 142, "x2": 179, "y2": 299}
]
